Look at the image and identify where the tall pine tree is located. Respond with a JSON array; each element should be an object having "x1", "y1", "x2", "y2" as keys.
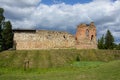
[
  {"x1": 0, "y1": 8, "x2": 13, "y2": 50},
  {"x1": 105, "y1": 30, "x2": 114, "y2": 49},
  {"x1": 2, "y1": 21, "x2": 13, "y2": 50},
  {"x1": 0, "y1": 8, "x2": 5, "y2": 51},
  {"x1": 98, "y1": 35, "x2": 105, "y2": 49}
]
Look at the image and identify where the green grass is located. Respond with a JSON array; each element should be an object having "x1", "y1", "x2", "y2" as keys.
[
  {"x1": 0, "y1": 49, "x2": 120, "y2": 80},
  {"x1": 0, "y1": 60, "x2": 120, "y2": 80},
  {"x1": 0, "y1": 49, "x2": 120, "y2": 68}
]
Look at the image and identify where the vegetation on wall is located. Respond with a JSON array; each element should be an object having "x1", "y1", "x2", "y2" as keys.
[{"x1": 0, "y1": 8, "x2": 13, "y2": 51}]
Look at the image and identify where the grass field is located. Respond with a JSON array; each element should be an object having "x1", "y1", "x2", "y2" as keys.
[{"x1": 0, "y1": 49, "x2": 120, "y2": 80}]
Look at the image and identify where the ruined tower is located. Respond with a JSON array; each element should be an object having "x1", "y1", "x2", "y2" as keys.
[{"x1": 75, "y1": 22, "x2": 97, "y2": 49}]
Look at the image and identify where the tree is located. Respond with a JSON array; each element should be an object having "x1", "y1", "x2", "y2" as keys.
[
  {"x1": 116, "y1": 43, "x2": 120, "y2": 50},
  {"x1": 0, "y1": 8, "x2": 13, "y2": 51},
  {"x1": 0, "y1": 8, "x2": 5, "y2": 51},
  {"x1": 2, "y1": 21, "x2": 13, "y2": 50},
  {"x1": 98, "y1": 35, "x2": 105, "y2": 49},
  {"x1": 0, "y1": 8, "x2": 5, "y2": 24},
  {"x1": 105, "y1": 30, "x2": 114, "y2": 49}
]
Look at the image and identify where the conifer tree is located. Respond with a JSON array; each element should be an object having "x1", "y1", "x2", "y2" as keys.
[
  {"x1": 2, "y1": 21, "x2": 13, "y2": 50},
  {"x1": 0, "y1": 8, "x2": 5, "y2": 51},
  {"x1": 98, "y1": 35, "x2": 105, "y2": 49},
  {"x1": 0, "y1": 8, "x2": 13, "y2": 50},
  {"x1": 105, "y1": 30, "x2": 114, "y2": 49}
]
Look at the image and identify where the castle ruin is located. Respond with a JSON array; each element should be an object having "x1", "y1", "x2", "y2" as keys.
[
  {"x1": 13, "y1": 22, "x2": 97, "y2": 50},
  {"x1": 75, "y1": 22, "x2": 97, "y2": 49}
]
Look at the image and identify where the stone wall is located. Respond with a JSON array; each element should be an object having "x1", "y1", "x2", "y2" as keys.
[
  {"x1": 75, "y1": 22, "x2": 97, "y2": 49},
  {"x1": 14, "y1": 30, "x2": 75, "y2": 50},
  {"x1": 13, "y1": 22, "x2": 97, "y2": 50}
]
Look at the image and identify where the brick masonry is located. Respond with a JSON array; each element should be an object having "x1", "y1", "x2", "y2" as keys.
[
  {"x1": 13, "y1": 22, "x2": 97, "y2": 50},
  {"x1": 75, "y1": 22, "x2": 97, "y2": 49}
]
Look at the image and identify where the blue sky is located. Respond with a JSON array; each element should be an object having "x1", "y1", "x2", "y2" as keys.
[
  {"x1": 41, "y1": 0, "x2": 117, "y2": 5},
  {"x1": 0, "y1": 0, "x2": 120, "y2": 43},
  {"x1": 41, "y1": 0, "x2": 92, "y2": 5}
]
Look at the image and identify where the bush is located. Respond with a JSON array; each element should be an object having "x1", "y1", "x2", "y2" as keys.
[{"x1": 76, "y1": 56, "x2": 80, "y2": 61}]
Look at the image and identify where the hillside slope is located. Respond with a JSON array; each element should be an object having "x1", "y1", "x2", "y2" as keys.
[{"x1": 0, "y1": 49, "x2": 120, "y2": 68}]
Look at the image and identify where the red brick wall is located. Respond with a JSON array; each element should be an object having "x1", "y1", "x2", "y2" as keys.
[{"x1": 75, "y1": 22, "x2": 97, "y2": 49}]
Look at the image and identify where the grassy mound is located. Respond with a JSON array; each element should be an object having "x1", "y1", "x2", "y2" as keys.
[
  {"x1": 0, "y1": 49, "x2": 120, "y2": 68},
  {"x1": 0, "y1": 49, "x2": 120, "y2": 80}
]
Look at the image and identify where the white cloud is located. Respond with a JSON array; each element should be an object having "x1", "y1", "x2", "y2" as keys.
[
  {"x1": 0, "y1": 0, "x2": 120, "y2": 43},
  {"x1": 0, "y1": 0, "x2": 40, "y2": 7}
]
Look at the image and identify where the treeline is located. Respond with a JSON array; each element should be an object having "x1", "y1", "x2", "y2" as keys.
[
  {"x1": 98, "y1": 30, "x2": 120, "y2": 50},
  {"x1": 0, "y1": 8, "x2": 13, "y2": 51}
]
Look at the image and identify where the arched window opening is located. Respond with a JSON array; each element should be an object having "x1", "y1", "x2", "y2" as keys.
[
  {"x1": 75, "y1": 37, "x2": 77, "y2": 40},
  {"x1": 91, "y1": 35, "x2": 94, "y2": 41},
  {"x1": 63, "y1": 35, "x2": 66, "y2": 39},
  {"x1": 86, "y1": 29, "x2": 89, "y2": 37}
]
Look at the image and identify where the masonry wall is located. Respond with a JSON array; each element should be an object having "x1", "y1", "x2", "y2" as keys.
[
  {"x1": 75, "y1": 22, "x2": 97, "y2": 49},
  {"x1": 13, "y1": 22, "x2": 97, "y2": 50},
  {"x1": 14, "y1": 30, "x2": 75, "y2": 50}
]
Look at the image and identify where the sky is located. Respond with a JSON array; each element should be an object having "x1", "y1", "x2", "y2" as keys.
[{"x1": 0, "y1": 0, "x2": 120, "y2": 43}]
